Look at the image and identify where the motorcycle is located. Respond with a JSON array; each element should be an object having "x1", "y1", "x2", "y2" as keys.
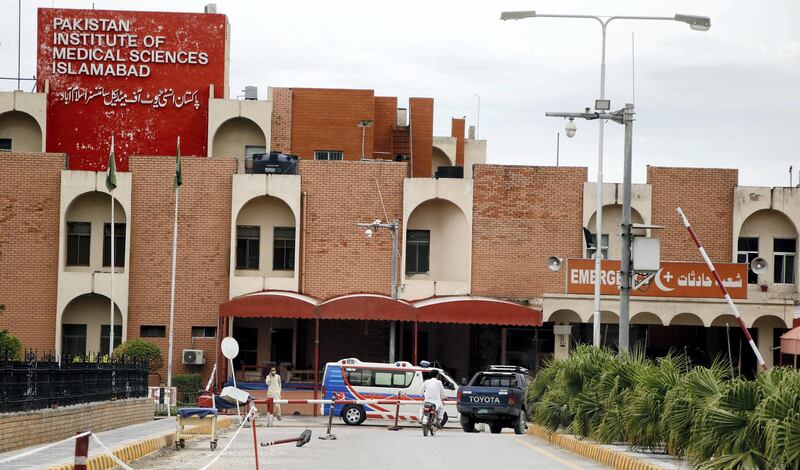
[{"x1": 421, "y1": 401, "x2": 439, "y2": 437}]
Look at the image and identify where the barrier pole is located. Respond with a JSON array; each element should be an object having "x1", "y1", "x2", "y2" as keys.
[
  {"x1": 251, "y1": 412, "x2": 259, "y2": 470},
  {"x1": 313, "y1": 316, "x2": 320, "y2": 417},
  {"x1": 74, "y1": 431, "x2": 90, "y2": 470},
  {"x1": 319, "y1": 399, "x2": 337, "y2": 440},
  {"x1": 387, "y1": 399, "x2": 401, "y2": 431}
]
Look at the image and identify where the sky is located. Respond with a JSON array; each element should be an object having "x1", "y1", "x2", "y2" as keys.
[{"x1": 1, "y1": 0, "x2": 799, "y2": 187}]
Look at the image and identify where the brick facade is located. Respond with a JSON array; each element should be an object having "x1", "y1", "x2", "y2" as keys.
[
  {"x1": 128, "y1": 156, "x2": 235, "y2": 379},
  {"x1": 299, "y1": 160, "x2": 405, "y2": 299},
  {"x1": 289, "y1": 88, "x2": 375, "y2": 161},
  {"x1": 0, "y1": 153, "x2": 65, "y2": 352},
  {"x1": 451, "y1": 118, "x2": 465, "y2": 166},
  {"x1": 409, "y1": 98, "x2": 433, "y2": 177},
  {"x1": 648, "y1": 166, "x2": 738, "y2": 262},
  {"x1": 471, "y1": 165, "x2": 588, "y2": 299},
  {"x1": 373, "y1": 96, "x2": 398, "y2": 159},
  {"x1": 270, "y1": 87, "x2": 292, "y2": 154},
  {"x1": 0, "y1": 398, "x2": 151, "y2": 453}
]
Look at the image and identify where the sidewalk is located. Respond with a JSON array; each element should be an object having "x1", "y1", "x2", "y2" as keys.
[
  {"x1": 0, "y1": 415, "x2": 232, "y2": 470},
  {"x1": 527, "y1": 425, "x2": 688, "y2": 470}
]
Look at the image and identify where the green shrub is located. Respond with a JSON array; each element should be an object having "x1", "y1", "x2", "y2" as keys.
[
  {"x1": 0, "y1": 330, "x2": 22, "y2": 360},
  {"x1": 113, "y1": 339, "x2": 163, "y2": 370},
  {"x1": 173, "y1": 373, "x2": 203, "y2": 405}
]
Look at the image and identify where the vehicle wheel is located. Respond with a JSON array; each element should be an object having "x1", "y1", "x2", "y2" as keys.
[
  {"x1": 490, "y1": 424, "x2": 502, "y2": 434},
  {"x1": 341, "y1": 405, "x2": 366, "y2": 425},
  {"x1": 179, "y1": 439, "x2": 186, "y2": 448},
  {"x1": 423, "y1": 423, "x2": 429, "y2": 437},
  {"x1": 441, "y1": 412, "x2": 448, "y2": 427},
  {"x1": 430, "y1": 423, "x2": 436, "y2": 436},
  {"x1": 210, "y1": 441, "x2": 217, "y2": 451},
  {"x1": 461, "y1": 418, "x2": 475, "y2": 433},
  {"x1": 514, "y1": 410, "x2": 528, "y2": 435}
]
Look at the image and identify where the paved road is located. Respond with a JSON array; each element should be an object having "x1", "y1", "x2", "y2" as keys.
[{"x1": 133, "y1": 417, "x2": 608, "y2": 470}]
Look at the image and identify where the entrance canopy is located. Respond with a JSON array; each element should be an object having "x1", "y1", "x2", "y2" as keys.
[
  {"x1": 219, "y1": 290, "x2": 542, "y2": 326},
  {"x1": 781, "y1": 327, "x2": 800, "y2": 356}
]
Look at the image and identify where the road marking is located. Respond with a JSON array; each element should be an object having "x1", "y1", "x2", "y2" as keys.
[{"x1": 513, "y1": 436, "x2": 590, "y2": 470}]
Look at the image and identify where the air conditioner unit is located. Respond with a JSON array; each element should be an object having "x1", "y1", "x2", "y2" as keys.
[{"x1": 182, "y1": 349, "x2": 205, "y2": 365}]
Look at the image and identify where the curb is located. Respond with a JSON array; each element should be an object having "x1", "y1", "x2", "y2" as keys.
[
  {"x1": 527, "y1": 425, "x2": 666, "y2": 470},
  {"x1": 47, "y1": 416, "x2": 233, "y2": 470}
]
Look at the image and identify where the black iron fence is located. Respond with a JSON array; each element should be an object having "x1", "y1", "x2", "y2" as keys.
[{"x1": 0, "y1": 350, "x2": 149, "y2": 413}]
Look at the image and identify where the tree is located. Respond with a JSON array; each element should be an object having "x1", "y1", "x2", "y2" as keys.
[
  {"x1": 0, "y1": 329, "x2": 22, "y2": 360},
  {"x1": 113, "y1": 339, "x2": 163, "y2": 370}
]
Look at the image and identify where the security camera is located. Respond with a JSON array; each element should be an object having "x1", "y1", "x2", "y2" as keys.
[
  {"x1": 565, "y1": 118, "x2": 577, "y2": 138},
  {"x1": 365, "y1": 228, "x2": 373, "y2": 239}
]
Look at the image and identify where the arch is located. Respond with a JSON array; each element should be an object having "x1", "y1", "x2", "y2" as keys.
[
  {"x1": 0, "y1": 110, "x2": 42, "y2": 152},
  {"x1": 737, "y1": 209, "x2": 798, "y2": 284},
  {"x1": 61, "y1": 293, "x2": 123, "y2": 355},
  {"x1": 588, "y1": 310, "x2": 619, "y2": 324},
  {"x1": 431, "y1": 146, "x2": 453, "y2": 174},
  {"x1": 319, "y1": 294, "x2": 414, "y2": 321},
  {"x1": 64, "y1": 191, "x2": 127, "y2": 271},
  {"x1": 752, "y1": 314, "x2": 791, "y2": 329},
  {"x1": 547, "y1": 309, "x2": 582, "y2": 324},
  {"x1": 235, "y1": 195, "x2": 297, "y2": 278},
  {"x1": 710, "y1": 314, "x2": 739, "y2": 327},
  {"x1": 670, "y1": 312, "x2": 705, "y2": 327},
  {"x1": 219, "y1": 290, "x2": 319, "y2": 318},
  {"x1": 630, "y1": 312, "x2": 664, "y2": 325},
  {"x1": 586, "y1": 204, "x2": 645, "y2": 260},
  {"x1": 212, "y1": 117, "x2": 267, "y2": 169},
  {"x1": 406, "y1": 198, "x2": 469, "y2": 282}
]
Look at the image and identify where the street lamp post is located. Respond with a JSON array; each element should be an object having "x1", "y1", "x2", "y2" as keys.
[
  {"x1": 546, "y1": 104, "x2": 635, "y2": 351},
  {"x1": 356, "y1": 219, "x2": 399, "y2": 362},
  {"x1": 358, "y1": 120, "x2": 374, "y2": 160},
  {"x1": 501, "y1": 10, "x2": 710, "y2": 348}
]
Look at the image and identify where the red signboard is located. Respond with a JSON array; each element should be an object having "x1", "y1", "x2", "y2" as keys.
[
  {"x1": 566, "y1": 259, "x2": 748, "y2": 299},
  {"x1": 37, "y1": 8, "x2": 227, "y2": 171}
]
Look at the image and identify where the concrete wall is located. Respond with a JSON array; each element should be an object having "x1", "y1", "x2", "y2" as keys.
[
  {"x1": 57, "y1": 171, "x2": 132, "y2": 355},
  {"x1": 0, "y1": 91, "x2": 47, "y2": 151},
  {"x1": 0, "y1": 398, "x2": 151, "y2": 453},
  {"x1": 402, "y1": 178, "x2": 473, "y2": 299},
  {"x1": 230, "y1": 174, "x2": 301, "y2": 297},
  {"x1": 208, "y1": 97, "x2": 271, "y2": 171}
]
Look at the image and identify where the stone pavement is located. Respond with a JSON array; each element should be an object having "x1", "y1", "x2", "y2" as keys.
[{"x1": 0, "y1": 416, "x2": 179, "y2": 469}]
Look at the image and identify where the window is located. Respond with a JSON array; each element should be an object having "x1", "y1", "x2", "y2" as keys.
[
  {"x1": 140, "y1": 325, "x2": 166, "y2": 337},
  {"x1": 100, "y1": 325, "x2": 122, "y2": 355},
  {"x1": 103, "y1": 223, "x2": 126, "y2": 267},
  {"x1": 345, "y1": 368, "x2": 413, "y2": 388},
  {"x1": 476, "y1": 374, "x2": 518, "y2": 388},
  {"x1": 586, "y1": 233, "x2": 609, "y2": 260},
  {"x1": 774, "y1": 238, "x2": 796, "y2": 284},
  {"x1": 236, "y1": 225, "x2": 260, "y2": 270},
  {"x1": 273, "y1": 227, "x2": 295, "y2": 271},
  {"x1": 66, "y1": 222, "x2": 91, "y2": 266},
  {"x1": 62, "y1": 324, "x2": 87, "y2": 356},
  {"x1": 0, "y1": 138, "x2": 10, "y2": 152},
  {"x1": 192, "y1": 326, "x2": 217, "y2": 338},
  {"x1": 737, "y1": 237, "x2": 759, "y2": 284},
  {"x1": 405, "y1": 230, "x2": 430, "y2": 274},
  {"x1": 314, "y1": 150, "x2": 343, "y2": 161}
]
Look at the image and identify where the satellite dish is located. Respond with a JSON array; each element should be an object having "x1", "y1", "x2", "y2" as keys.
[
  {"x1": 750, "y1": 257, "x2": 768, "y2": 275},
  {"x1": 221, "y1": 336, "x2": 240, "y2": 359},
  {"x1": 547, "y1": 256, "x2": 563, "y2": 272}
]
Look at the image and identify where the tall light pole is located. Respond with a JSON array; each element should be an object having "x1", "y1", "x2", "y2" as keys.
[
  {"x1": 358, "y1": 120, "x2": 374, "y2": 160},
  {"x1": 356, "y1": 219, "x2": 399, "y2": 362},
  {"x1": 501, "y1": 10, "x2": 710, "y2": 348}
]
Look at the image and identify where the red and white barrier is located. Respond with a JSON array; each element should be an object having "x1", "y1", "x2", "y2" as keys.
[{"x1": 677, "y1": 207, "x2": 767, "y2": 371}]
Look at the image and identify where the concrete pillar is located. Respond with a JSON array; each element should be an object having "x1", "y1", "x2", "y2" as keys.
[
  {"x1": 553, "y1": 324, "x2": 571, "y2": 359},
  {"x1": 757, "y1": 327, "x2": 774, "y2": 370}
]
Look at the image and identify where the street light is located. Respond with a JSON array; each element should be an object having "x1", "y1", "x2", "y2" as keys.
[
  {"x1": 564, "y1": 118, "x2": 577, "y2": 138},
  {"x1": 501, "y1": 9, "x2": 710, "y2": 349},
  {"x1": 358, "y1": 120, "x2": 374, "y2": 160},
  {"x1": 355, "y1": 219, "x2": 399, "y2": 362}
]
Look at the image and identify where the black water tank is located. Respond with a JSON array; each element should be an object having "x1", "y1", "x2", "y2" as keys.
[
  {"x1": 435, "y1": 166, "x2": 464, "y2": 179},
  {"x1": 252, "y1": 152, "x2": 299, "y2": 175}
]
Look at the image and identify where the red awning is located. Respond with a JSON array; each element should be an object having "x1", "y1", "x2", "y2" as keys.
[
  {"x1": 219, "y1": 291, "x2": 319, "y2": 319},
  {"x1": 318, "y1": 294, "x2": 415, "y2": 322},
  {"x1": 413, "y1": 296, "x2": 542, "y2": 327},
  {"x1": 781, "y1": 326, "x2": 800, "y2": 356}
]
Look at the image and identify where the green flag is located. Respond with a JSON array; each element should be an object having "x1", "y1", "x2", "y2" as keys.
[
  {"x1": 174, "y1": 136, "x2": 182, "y2": 191},
  {"x1": 105, "y1": 136, "x2": 117, "y2": 192}
]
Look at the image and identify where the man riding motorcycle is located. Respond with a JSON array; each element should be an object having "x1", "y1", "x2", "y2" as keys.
[{"x1": 420, "y1": 370, "x2": 447, "y2": 427}]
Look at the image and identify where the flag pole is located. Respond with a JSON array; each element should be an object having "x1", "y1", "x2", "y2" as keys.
[
  {"x1": 107, "y1": 136, "x2": 117, "y2": 358},
  {"x1": 166, "y1": 137, "x2": 182, "y2": 407}
]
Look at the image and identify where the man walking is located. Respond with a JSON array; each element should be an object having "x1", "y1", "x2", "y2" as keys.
[{"x1": 266, "y1": 367, "x2": 282, "y2": 421}]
